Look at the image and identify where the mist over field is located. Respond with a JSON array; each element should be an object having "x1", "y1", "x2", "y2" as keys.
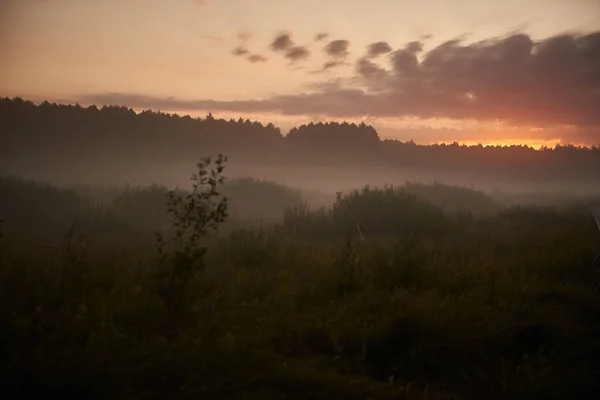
[{"x1": 2, "y1": 98, "x2": 600, "y2": 199}]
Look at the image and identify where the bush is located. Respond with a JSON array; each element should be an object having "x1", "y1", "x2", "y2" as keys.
[
  {"x1": 154, "y1": 155, "x2": 229, "y2": 333},
  {"x1": 283, "y1": 184, "x2": 449, "y2": 238}
]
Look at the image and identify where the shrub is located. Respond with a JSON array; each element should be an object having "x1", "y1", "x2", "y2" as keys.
[{"x1": 154, "y1": 155, "x2": 229, "y2": 332}]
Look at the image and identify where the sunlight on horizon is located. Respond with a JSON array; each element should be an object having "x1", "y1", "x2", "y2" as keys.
[{"x1": 449, "y1": 138, "x2": 565, "y2": 150}]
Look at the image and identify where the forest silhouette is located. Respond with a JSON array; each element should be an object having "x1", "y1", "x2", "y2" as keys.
[{"x1": 1, "y1": 97, "x2": 599, "y2": 190}]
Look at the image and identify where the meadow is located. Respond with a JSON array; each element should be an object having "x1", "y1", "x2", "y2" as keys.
[{"x1": 1, "y1": 158, "x2": 600, "y2": 399}]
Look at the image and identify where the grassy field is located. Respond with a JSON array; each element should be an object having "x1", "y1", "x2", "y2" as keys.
[{"x1": 1, "y1": 164, "x2": 600, "y2": 399}]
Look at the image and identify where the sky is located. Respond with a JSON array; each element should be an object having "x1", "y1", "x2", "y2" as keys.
[{"x1": 1, "y1": 0, "x2": 600, "y2": 147}]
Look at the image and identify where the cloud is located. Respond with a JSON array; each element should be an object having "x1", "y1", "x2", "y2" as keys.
[
  {"x1": 232, "y1": 47, "x2": 266, "y2": 63},
  {"x1": 255, "y1": 31, "x2": 600, "y2": 128},
  {"x1": 405, "y1": 41, "x2": 424, "y2": 53},
  {"x1": 231, "y1": 31, "x2": 265, "y2": 63},
  {"x1": 78, "y1": 31, "x2": 600, "y2": 141},
  {"x1": 315, "y1": 32, "x2": 330, "y2": 42},
  {"x1": 354, "y1": 58, "x2": 390, "y2": 92},
  {"x1": 309, "y1": 60, "x2": 350, "y2": 74},
  {"x1": 270, "y1": 32, "x2": 294, "y2": 51},
  {"x1": 356, "y1": 58, "x2": 387, "y2": 79},
  {"x1": 366, "y1": 41, "x2": 392, "y2": 58},
  {"x1": 390, "y1": 49, "x2": 419, "y2": 75},
  {"x1": 323, "y1": 60, "x2": 345, "y2": 70},
  {"x1": 269, "y1": 32, "x2": 312, "y2": 63},
  {"x1": 311, "y1": 38, "x2": 350, "y2": 71},
  {"x1": 285, "y1": 45, "x2": 310, "y2": 61},
  {"x1": 232, "y1": 46, "x2": 249, "y2": 56},
  {"x1": 324, "y1": 39, "x2": 350, "y2": 58},
  {"x1": 248, "y1": 54, "x2": 267, "y2": 63},
  {"x1": 75, "y1": 91, "x2": 372, "y2": 118},
  {"x1": 237, "y1": 30, "x2": 251, "y2": 43}
]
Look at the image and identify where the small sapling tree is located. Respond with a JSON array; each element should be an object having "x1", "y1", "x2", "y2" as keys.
[{"x1": 154, "y1": 155, "x2": 229, "y2": 330}]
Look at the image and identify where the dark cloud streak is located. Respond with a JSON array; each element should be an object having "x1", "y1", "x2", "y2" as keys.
[
  {"x1": 356, "y1": 58, "x2": 387, "y2": 79},
  {"x1": 325, "y1": 39, "x2": 350, "y2": 58},
  {"x1": 248, "y1": 54, "x2": 267, "y2": 63},
  {"x1": 232, "y1": 46, "x2": 249, "y2": 56},
  {"x1": 75, "y1": 90, "x2": 600, "y2": 144},
  {"x1": 323, "y1": 60, "x2": 345, "y2": 70},
  {"x1": 315, "y1": 32, "x2": 330, "y2": 42},
  {"x1": 270, "y1": 32, "x2": 294, "y2": 51},
  {"x1": 231, "y1": 32, "x2": 266, "y2": 64},
  {"x1": 405, "y1": 41, "x2": 424, "y2": 53},
  {"x1": 366, "y1": 41, "x2": 392, "y2": 58},
  {"x1": 269, "y1": 32, "x2": 310, "y2": 63},
  {"x1": 285, "y1": 45, "x2": 310, "y2": 61}
]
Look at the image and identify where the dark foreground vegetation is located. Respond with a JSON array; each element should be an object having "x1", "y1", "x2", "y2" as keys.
[{"x1": 1, "y1": 158, "x2": 600, "y2": 399}]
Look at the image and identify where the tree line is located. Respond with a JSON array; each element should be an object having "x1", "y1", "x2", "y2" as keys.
[{"x1": 1, "y1": 97, "x2": 599, "y2": 184}]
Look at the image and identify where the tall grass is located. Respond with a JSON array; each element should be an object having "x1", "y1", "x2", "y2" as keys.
[{"x1": 1, "y1": 174, "x2": 600, "y2": 399}]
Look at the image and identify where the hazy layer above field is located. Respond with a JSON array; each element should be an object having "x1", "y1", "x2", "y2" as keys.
[{"x1": 2, "y1": 97, "x2": 600, "y2": 196}]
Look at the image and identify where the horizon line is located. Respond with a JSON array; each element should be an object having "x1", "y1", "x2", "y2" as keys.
[{"x1": 2, "y1": 95, "x2": 597, "y2": 151}]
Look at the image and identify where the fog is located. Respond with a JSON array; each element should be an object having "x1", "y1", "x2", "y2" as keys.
[{"x1": 2, "y1": 97, "x2": 599, "y2": 206}]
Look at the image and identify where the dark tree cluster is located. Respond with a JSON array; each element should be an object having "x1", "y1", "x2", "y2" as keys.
[
  {"x1": 0, "y1": 98, "x2": 282, "y2": 165},
  {"x1": 1, "y1": 97, "x2": 599, "y2": 185}
]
